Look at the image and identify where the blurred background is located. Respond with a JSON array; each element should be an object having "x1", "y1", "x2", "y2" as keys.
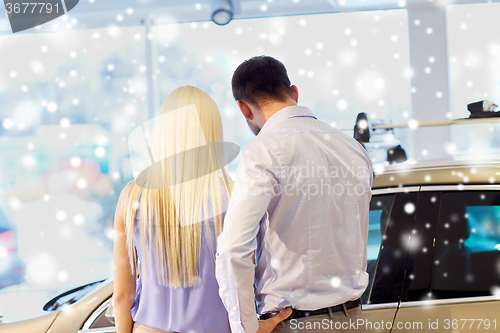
[{"x1": 0, "y1": 0, "x2": 500, "y2": 321}]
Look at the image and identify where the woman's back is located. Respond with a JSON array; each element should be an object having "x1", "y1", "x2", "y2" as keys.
[
  {"x1": 114, "y1": 86, "x2": 234, "y2": 333},
  {"x1": 130, "y1": 190, "x2": 231, "y2": 333}
]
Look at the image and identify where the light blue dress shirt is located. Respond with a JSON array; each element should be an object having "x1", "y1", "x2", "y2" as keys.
[{"x1": 215, "y1": 106, "x2": 373, "y2": 333}]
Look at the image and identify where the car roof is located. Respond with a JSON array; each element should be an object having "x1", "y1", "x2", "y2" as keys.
[{"x1": 372, "y1": 159, "x2": 500, "y2": 189}]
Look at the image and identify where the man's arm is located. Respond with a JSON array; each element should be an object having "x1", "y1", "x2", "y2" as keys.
[{"x1": 215, "y1": 139, "x2": 280, "y2": 333}]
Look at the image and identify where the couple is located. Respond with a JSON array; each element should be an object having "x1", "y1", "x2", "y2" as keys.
[{"x1": 113, "y1": 56, "x2": 373, "y2": 333}]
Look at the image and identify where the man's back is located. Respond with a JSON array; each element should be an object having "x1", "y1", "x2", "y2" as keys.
[
  {"x1": 216, "y1": 55, "x2": 373, "y2": 333},
  {"x1": 216, "y1": 106, "x2": 373, "y2": 332},
  {"x1": 249, "y1": 106, "x2": 373, "y2": 313}
]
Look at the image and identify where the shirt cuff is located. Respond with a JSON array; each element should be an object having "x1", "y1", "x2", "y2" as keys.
[{"x1": 230, "y1": 315, "x2": 259, "y2": 333}]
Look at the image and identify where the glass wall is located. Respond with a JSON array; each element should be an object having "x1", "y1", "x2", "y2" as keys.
[
  {"x1": 0, "y1": 26, "x2": 147, "y2": 318},
  {"x1": 447, "y1": 3, "x2": 500, "y2": 159},
  {"x1": 0, "y1": 9, "x2": 411, "y2": 318},
  {"x1": 152, "y1": 9, "x2": 412, "y2": 168}
]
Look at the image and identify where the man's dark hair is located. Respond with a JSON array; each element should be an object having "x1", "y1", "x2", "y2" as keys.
[{"x1": 232, "y1": 56, "x2": 294, "y2": 106}]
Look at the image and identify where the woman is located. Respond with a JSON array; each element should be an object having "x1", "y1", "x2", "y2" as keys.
[{"x1": 113, "y1": 86, "x2": 233, "y2": 333}]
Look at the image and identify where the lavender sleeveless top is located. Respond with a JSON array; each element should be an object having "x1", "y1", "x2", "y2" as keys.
[{"x1": 130, "y1": 191, "x2": 231, "y2": 333}]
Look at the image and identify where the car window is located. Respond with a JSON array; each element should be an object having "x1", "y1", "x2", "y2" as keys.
[
  {"x1": 361, "y1": 193, "x2": 396, "y2": 305},
  {"x1": 431, "y1": 191, "x2": 500, "y2": 299},
  {"x1": 89, "y1": 298, "x2": 115, "y2": 329},
  {"x1": 400, "y1": 192, "x2": 441, "y2": 302},
  {"x1": 364, "y1": 192, "x2": 419, "y2": 305}
]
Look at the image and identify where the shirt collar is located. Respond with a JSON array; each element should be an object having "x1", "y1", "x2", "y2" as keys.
[{"x1": 259, "y1": 105, "x2": 317, "y2": 134}]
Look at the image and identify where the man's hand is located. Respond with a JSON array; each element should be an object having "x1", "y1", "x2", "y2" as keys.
[{"x1": 256, "y1": 308, "x2": 293, "y2": 333}]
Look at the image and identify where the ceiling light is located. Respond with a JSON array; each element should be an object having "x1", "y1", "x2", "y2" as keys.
[{"x1": 211, "y1": 0, "x2": 233, "y2": 26}]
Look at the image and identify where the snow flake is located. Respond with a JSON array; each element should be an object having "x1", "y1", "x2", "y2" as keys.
[
  {"x1": 337, "y1": 100, "x2": 348, "y2": 110},
  {"x1": 74, "y1": 215, "x2": 85, "y2": 225},
  {"x1": 2, "y1": 119, "x2": 13, "y2": 129},
  {"x1": 408, "y1": 119, "x2": 419, "y2": 130},
  {"x1": 59, "y1": 118, "x2": 70, "y2": 128},
  {"x1": 70, "y1": 157, "x2": 81, "y2": 168},
  {"x1": 57, "y1": 271, "x2": 69, "y2": 281},
  {"x1": 56, "y1": 210, "x2": 67, "y2": 221},
  {"x1": 76, "y1": 179, "x2": 88, "y2": 189},
  {"x1": 404, "y1": 202, "x2": 415, "y2": 214},
  {"x1": 95, "y1": 147, "x2": 106, "y2": 157},
  {"x1": 330, "y1": 277, "x2": 341, "y2": 288}
]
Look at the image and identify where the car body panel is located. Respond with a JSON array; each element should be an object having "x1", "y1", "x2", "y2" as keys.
[
  {"x1": 372, "y1": 160, "x2": 500, "y2": 189},
  {"x1": 0, "y1": 279, "x2": 113, "y2": 333},
  {"x1": 46, "y1": 279, "x2": 114, "y2": 333},
  {"x1": 361, "y1": 304, "x2": 398, "y2": 333},
  {"x1": 394, "y1": 299, "x2": 500, "y2": 332},
  {"x1": 0, "y1": 311, "x2": 58, "y2": 333},
  {"x1": 2, "y1": 160, "x2": 500, "y2": 332}
]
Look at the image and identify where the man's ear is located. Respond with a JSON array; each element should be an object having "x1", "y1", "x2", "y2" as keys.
[
  {"x1": 291, "y1": 85, "x2": 299, "y2": 103},
  {"x1": 237, "y1": 100, "x2": 254, "y2": 120}
]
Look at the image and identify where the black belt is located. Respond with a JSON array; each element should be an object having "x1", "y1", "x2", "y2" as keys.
[{"x1": 259, "y1": 299, "x2": 361, "y2": 321}]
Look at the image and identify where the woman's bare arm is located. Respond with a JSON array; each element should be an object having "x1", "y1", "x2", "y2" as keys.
[{"x1": 113, "y1": 193, "x2": 136, "y2": 333}]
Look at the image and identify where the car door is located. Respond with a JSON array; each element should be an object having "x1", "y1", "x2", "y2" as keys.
[
  {"x1": 78, "y1": 297, "x2": 115, "y2": 333},
  {"x1": 361, "y1": 187, "x2": 419, "y2": 333},
  {"x1": 393, "y1": 185, "x2": 500, "y2": 332}
]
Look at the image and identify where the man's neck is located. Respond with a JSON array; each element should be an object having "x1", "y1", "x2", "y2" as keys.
[{"x1": 261, "y1": 100, "x2": 298, "y2": 122}]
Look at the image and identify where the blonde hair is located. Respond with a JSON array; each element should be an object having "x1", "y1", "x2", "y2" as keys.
[{"x1": 120, "y1": 85, "x2": 233, "y2": 288}]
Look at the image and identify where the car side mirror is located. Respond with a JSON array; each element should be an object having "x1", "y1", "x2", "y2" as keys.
[
  {"x1": 0, "y1": 315, "x2": 3, "y2": 323},
  {"x1": 105, "y1": 298, "x2": 115, "y2": 324}
]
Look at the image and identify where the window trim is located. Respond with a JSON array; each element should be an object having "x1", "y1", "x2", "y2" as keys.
[
  {"x1": 362, "y1": 302, "x2": 399, "y2": 310},
  {"x1": 372, "y1": 186, "x2": 420, "y2": 195},
  {"x1": 81, "y1": 297, "x2": 112, "y2": 330},
  {"x1": 404, "y1": 186, "x2": 500, "y2": 308},
  {"x1": 362, "y1": 188, "x2": 420, "y2": 309},
  {"x1": 78, "y1": 328, "x2": 116, "y2": 333},
  {"x1": 420, "y1": 185, "x2": 500, "y2": 192},
  {"x1": 399, "y1": 295, "x2": 500, "y2": 308}
]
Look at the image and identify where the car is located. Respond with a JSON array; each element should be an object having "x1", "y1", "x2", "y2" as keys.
[
  {"x1": 1, "y1": 159, "x2": 500, "y2": 332},
  {"x1": 0, "y1": 201, "x2": 25, "y2": 290}
]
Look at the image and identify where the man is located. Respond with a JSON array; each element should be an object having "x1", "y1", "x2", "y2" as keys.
[{"x1": 215, "y1": 56, "x2": 373, "y2": 333}]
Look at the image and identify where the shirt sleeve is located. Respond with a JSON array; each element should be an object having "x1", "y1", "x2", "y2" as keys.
[{"x1": 215, "y1": 139, "x2": 280, "y2": 333}]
